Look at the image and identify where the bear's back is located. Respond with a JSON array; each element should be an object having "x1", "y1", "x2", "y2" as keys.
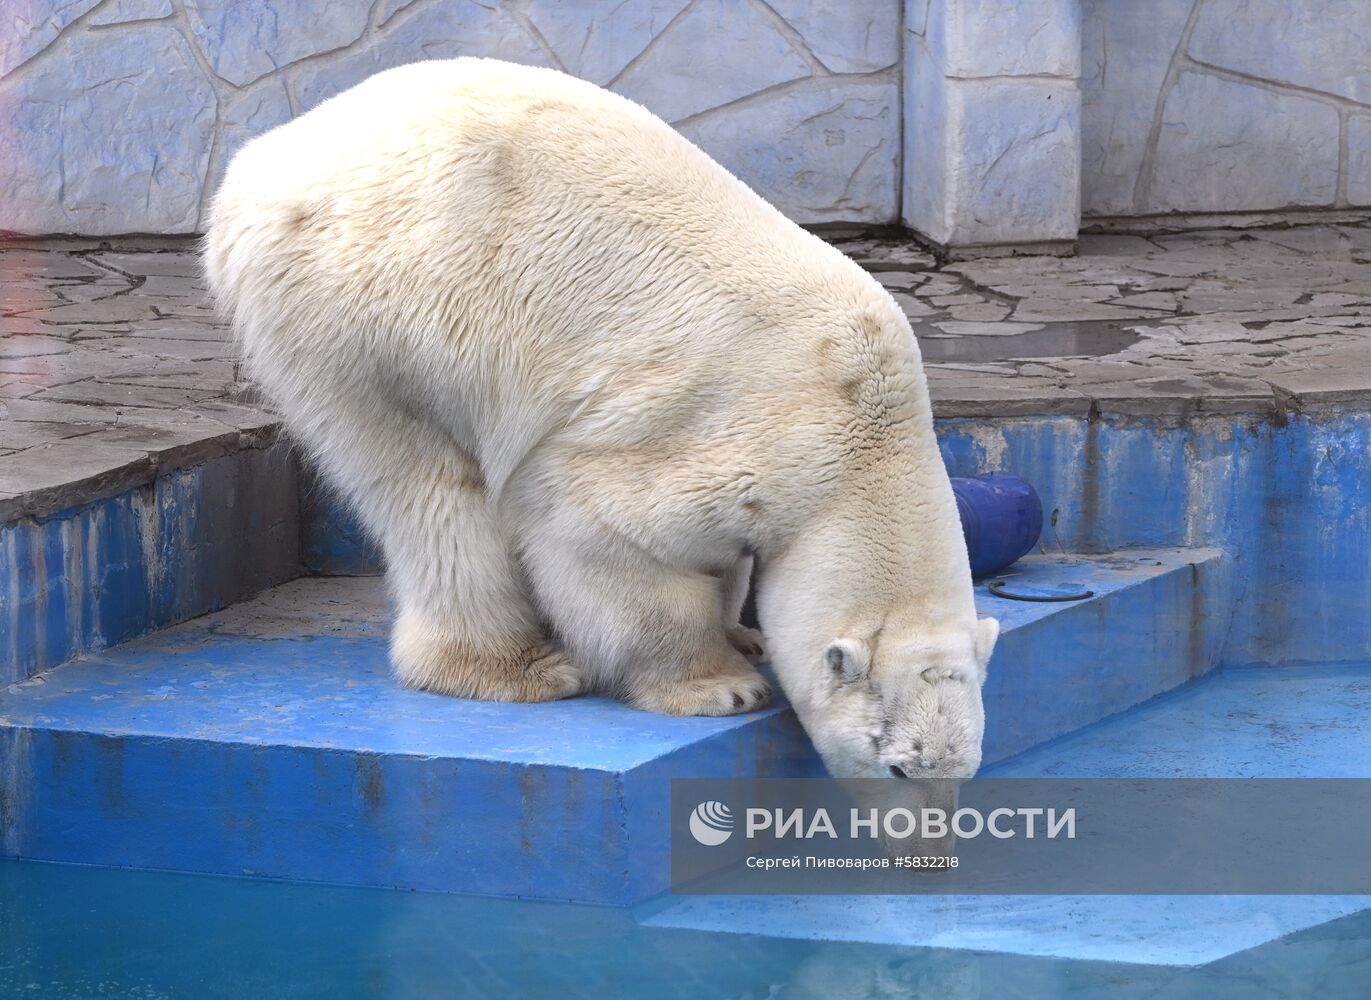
[
  {"x1": 206, "y1": 58, "x2": 913, "y2": 487},
  {"x1": 208, "y1": 57, "x2": 871, "y2": 333}
]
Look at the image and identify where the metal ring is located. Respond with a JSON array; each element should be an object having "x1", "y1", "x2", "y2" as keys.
[{"x1": 988, "y1": 581, "x2": 1095, "y2": 603}]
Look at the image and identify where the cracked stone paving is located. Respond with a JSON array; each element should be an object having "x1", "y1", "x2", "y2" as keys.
[{"x1": 2, "y1": 222, "x2": 1370, "y2": 518}]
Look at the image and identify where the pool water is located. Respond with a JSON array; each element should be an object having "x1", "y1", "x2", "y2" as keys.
[{"x1": 3, "y1": 860, "x2": 1369, "y2": 999}]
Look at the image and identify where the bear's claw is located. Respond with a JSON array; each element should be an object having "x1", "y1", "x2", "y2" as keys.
[{"x1": 726, "y1": 625, "x2": 766, "y2": 664}]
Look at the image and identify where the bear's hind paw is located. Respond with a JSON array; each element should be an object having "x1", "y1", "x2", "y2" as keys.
[
  {"x1": 630, "y1": 661, "x2": 772, "y2": 717},
  {"x1": 393, "y1": 623, "x2": 583, "y2": 703},
  {"x1": 726, "y1": 625, "x2": 766, "y2": 664}
]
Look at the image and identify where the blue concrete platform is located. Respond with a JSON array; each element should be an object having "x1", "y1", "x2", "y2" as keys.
[
  {"x1": 0, "y1": 549, "x2": 1224, "y2": 904},
  {"x1": 643, "y1": 663, "x2": 1371, "y2": 967},
  {"x1": 978, "y1": 547, "x2": 1228, "y2": 762},
  {"x1": 990, "y1": 662, "x2": 1371, "y2": 779}
]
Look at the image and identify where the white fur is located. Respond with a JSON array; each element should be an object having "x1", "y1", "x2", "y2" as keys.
[{"x1": 204, "y1": 58, "x2": 997, "y2": 778}]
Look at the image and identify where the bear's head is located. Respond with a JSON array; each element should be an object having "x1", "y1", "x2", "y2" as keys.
[
  {"x1": 756, "y1": 524, "x2": 998, "y2": 782},
  {"x1": 750, "y1": 298, "x2": 999, "y2": 781},
  {"x1": 806, "y1": 622, "x2": 998, "y2": 781}
]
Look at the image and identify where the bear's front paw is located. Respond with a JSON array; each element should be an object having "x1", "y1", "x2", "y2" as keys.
[
  {"x1": 630, "y1": 652, "x2": 772, "y2": 717},
  {"x1": 392, "y1": 616, "x2": 583, "y2": 703}
]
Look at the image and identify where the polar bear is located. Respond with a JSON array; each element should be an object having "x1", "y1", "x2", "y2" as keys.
[{"x1": 205, "y1": 58, "x2": 998, "y2": 780}]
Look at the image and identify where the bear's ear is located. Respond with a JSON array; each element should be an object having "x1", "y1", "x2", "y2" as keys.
[
  {"x1": 824, "y1": 638, "x2": 870, "y2": 683},
  {"x1": 974, "y1": 618, "x2": 1000, "y2": 678}
]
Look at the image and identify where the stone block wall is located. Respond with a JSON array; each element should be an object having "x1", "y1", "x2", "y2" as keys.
[
  {"x1": 1082, "y1": 0, "x2": 1371, "y2": 219},
  {"x1": 903, "y1": 0, "x2": 1082, "y2": 250},
  {"x1": 0, "y1": 0, "x2": 901, "y2": 234},
  {"x1": 1, "y1": 0, "x2": 1369, "y2": 243}
]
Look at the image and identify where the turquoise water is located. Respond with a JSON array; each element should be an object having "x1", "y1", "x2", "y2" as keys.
[{"x1": 3, "y1": 860, "x2": 1369, "y2": 998}]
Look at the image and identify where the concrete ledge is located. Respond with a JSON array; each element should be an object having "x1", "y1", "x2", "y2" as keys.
[
  {"x1": 0, "y1": 577, "x2": 817, "y2": 904},
  {"x1": 0, "y1": 442, "x2": 300, "y2": 684},
  {"x1": 0, "y1": 421, "x2": 283, "y2": 525},
  {"x1": 940, "y1": 239, "x2": 1077, "y2": 262},
  {"x1": 1083, "y1": 207, "x2": 1371, "y2": 236},
  {"x1": 1, "y1": 550, "x2": 1221, "y2": 902},
  {"x1": 981, "y1": 548, "x2": 1229, "y2": 762}
]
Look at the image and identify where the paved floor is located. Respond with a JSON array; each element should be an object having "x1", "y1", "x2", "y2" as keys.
[
  {"x1": 831, "y1": 222, "x2": 1371, "y2": 416},
  {"x1": 0, "y1": 240, "x2": 266, "y2": 518},
  {"x1": 2, "y1": 222, "x2": 1370, "y2": 516}
]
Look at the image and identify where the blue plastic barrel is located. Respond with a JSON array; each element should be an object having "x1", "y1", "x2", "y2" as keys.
[{"x1": 952, "y1": 473, "x2": 1043, "y2": 577}]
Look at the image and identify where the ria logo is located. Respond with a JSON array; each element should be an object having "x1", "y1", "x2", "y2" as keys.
[{"x1": 688, "y1": 800, "x2": 734, "y2": 846}]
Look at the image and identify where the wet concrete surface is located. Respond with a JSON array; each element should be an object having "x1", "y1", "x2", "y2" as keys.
[{"x1": 917, "y1": 320, "x2": 1143, "y2": 364}]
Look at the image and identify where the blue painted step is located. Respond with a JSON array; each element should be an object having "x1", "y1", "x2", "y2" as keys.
[
  {"x1": 0, "y1": 548, "x2": 1226, "y2": 904},
  {"x1": 643, "y1": 663, "x2": 1371, "y2": 968}
]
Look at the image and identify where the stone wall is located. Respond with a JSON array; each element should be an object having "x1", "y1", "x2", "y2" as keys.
[
  {"x1": 903, "y1": 0, "x2": 1082, "y2": 250},
  {"x1": 3, "y1": 0, "x2": 1370, "y2": 241},
  {"x1": 0, "y1": 0, "x2": 900, "y2": 234},
  {"x1": 1082, "y1": 0, "x2": 1371, "y2": 219}
]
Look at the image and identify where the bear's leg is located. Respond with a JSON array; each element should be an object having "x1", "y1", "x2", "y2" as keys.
[
  {"x1": 721, "y1": 554, "x2": 765, "y2": 664},
  {"x1": 310, "y1": 412, "x2": 580, "y2": 703},
  {"x1": 520, "y1": 524, "x2": 770, "y2": 716}
]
